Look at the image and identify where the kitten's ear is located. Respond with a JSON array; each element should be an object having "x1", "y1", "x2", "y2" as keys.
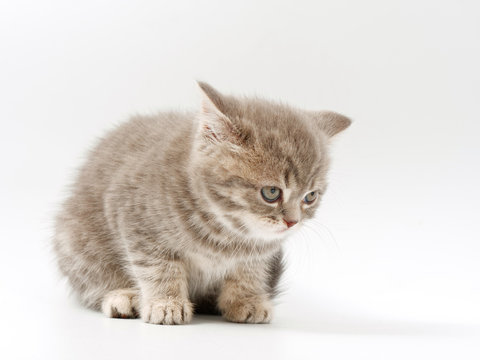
[
  {"x1": 311, "y1": 111, "x2": 352, "y2": 137},
  {"x1": 197, "y1": 81, "x2": 240, "y2": 144},
  {"x1": 198, "y1": 81, "x2": 228, "y2": 114}
]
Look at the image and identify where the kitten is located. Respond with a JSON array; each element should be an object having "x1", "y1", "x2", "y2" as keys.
[{"x1": 53, "y1": 82, "x2": 351, "y2": 324}]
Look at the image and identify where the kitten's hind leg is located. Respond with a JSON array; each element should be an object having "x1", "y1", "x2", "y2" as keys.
[{"x1": 101, "y1": 288, "x2": 140, "y2": 319}]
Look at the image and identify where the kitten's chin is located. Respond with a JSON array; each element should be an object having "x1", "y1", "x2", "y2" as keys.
[{"x1": 245, "y1": 222, "x2": 300, "y2": 243}]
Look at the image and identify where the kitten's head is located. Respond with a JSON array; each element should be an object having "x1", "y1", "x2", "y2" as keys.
[{"x1": 192, "y1": 82, "x2": 351, "y2": 242}]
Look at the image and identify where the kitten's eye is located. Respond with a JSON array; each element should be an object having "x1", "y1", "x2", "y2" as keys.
[
  {"x1": 261, "y1": 186, "x2": 281, "y2": 203},
  {"x1": 303, "y1": 191, "x2": 318, "y2": 204}
]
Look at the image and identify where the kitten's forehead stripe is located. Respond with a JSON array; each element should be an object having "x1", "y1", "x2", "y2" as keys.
[
  {"x1": 284, "y1": 171, "x2": 290, "y2": 187},
  {"x1": 283, "y1": 156, "x2": 301, "y2": 187}
]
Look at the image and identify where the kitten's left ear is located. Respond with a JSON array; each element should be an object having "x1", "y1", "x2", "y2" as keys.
[
  {"x1": 196, "y1": 81, "x2": 241, "y2": 145},
  {"x1": 197, "y1": 81, "x2": 228, "y2": 115},
  {"x1": 311, "y1": 111, "x2": 352, "y2": 137}
]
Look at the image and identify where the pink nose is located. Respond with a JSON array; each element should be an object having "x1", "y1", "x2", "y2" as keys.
[{"x1": 283, "y1": 219, "x2": 298, "y2": 228}]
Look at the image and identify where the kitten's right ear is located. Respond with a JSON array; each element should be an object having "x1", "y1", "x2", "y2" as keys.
[
  {"x1": 197, "y1": 81, "x2": 240, "y2": 145},
  {"x1": 311, "y1": 111, "x2": 352, "y2": 137}
]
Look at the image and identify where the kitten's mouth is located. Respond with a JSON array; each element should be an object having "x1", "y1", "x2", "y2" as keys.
[
  {"x1": 276, "y1": 222, "x2": 301, "y2": 234},
  {"x1": 277, "y1": 226, "x2": 291, "y2": 233}
]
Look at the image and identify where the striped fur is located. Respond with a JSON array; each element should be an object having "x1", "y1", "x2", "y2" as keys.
[{"x1": 53, "y1": 82, "x2": 350, "y2": 324}]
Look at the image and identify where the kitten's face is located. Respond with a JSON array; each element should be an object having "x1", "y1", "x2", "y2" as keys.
[
  {"x1": 194, "y1": 82, "x2": 350, "y2": 242},
  {"x1": 223, "y1": 176, "x2": 328, "y2": 242}
]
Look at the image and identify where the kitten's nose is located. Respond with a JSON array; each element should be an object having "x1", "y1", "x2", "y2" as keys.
[{"x1": 283, "y1": 219, "x2": 298, "y2": 228}]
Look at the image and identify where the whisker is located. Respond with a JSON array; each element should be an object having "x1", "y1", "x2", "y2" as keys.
[{"x1": 308, "y1": 219, "x2": 340, "y2": 251}]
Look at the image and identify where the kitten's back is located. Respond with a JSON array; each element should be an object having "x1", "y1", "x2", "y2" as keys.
[{"x1": 54, "y1": 111, "x2": 195, "y2": 308}]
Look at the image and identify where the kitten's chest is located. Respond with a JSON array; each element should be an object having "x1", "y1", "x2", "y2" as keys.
[{"x1": 185, "y1": 250, "x2": 238, "y2": 298}]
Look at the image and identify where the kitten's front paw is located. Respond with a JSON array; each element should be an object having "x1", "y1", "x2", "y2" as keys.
[
  {"x1": 102, "y1": 288, "x2": 140, "y2": 319},
  {"x1": 141, "y1": 298, "x2": 193, "y2": 325},
  {"x1": 221, "y1": 298, "x2": 272, "y2": 324}
]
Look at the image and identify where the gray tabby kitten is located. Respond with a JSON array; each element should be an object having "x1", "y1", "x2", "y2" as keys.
[{"x1": 53, "y1": 82, "x2": 350, "y2": 325}]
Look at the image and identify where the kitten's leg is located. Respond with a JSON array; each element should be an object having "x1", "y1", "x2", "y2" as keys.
[
  {"x1": 131, "y1": 257, "x2": 193, "y2": 325},
  {"x1": 218, "y1": 263, "x2": 273, "y2": 324},
  {"x1": 101, "y1": 288, "x2": 140, "y2": 318}
]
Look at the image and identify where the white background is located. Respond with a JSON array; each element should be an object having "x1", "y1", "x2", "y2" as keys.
[{"x1": 1, "y1": 0, "x2": 479, "y2": 359}]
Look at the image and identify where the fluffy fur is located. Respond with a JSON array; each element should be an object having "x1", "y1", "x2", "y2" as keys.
[{"x1": 53, "y1": 82, "x2": 350, "y2": 324}]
